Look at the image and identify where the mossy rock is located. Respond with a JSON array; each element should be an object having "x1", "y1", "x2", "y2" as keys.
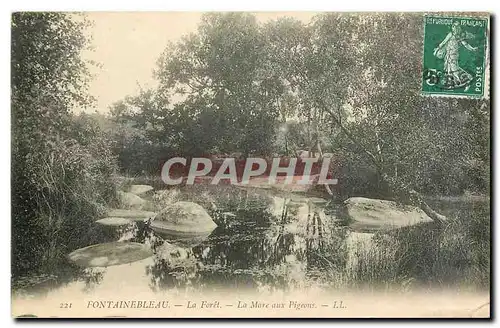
[
  {"x1": 151, "y1": 201, "x2": 217, "y2": 236},
  {"x1": 67, "y1": 241, "x2": 153, "y2": 267},
  {"x1": 344, "y1": 197, "x2": 433, "y2": 232}
]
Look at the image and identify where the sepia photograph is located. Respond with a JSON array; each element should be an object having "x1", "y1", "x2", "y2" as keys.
[{"x1": 10, "y1": 11, "x2": 491, "y2": 318}]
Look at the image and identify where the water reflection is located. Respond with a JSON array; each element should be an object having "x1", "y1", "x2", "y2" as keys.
[
  {"x1": 12, "y1": 191, "x2": 490, "y2": 299},
  {"x1": 14, "y1": 187, "x2": 349, "y2": 296},
  {"x1": 137, "y1": 190, "x2": 347, "y2": 293}
]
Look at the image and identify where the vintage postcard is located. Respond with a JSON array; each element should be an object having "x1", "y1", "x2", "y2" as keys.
[{"x1": 11, "y1": 12, "x2": 491, "y2": 318}]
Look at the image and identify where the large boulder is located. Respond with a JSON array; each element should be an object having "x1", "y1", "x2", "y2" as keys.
[
  {"x1": 151, "y1": 201, "x2": 217, "y2": 236},
  {"x1": 344, "y1": 197, "x2": 433, "y2": 232},
  {"x1": 67, "y1": 242, "x2": 153, "y2": 267}
]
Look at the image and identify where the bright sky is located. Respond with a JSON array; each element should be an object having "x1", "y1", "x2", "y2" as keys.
[{"x1": 82, "y1": 12, "x2": 317, "y2": 113}]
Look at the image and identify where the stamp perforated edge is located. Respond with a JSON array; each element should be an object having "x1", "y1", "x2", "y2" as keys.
[{"x1": 420, "y1": 13, "x2": 490, "y2": 100}]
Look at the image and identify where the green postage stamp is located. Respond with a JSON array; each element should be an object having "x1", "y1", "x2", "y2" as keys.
[{"x1": 422, "y1": 15, "x2": 489, "y2": 98}]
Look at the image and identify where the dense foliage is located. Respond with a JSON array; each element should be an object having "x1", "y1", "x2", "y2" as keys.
[
  {"x1": 108, "y1": 13, "x2": 489, "y2": 198},
  {"x1": 12, "y1": 13, "x2": 118, "y2": 276}
]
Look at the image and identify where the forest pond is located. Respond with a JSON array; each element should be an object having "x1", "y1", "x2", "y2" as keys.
[
  {"x1": 12, "y1": 184, "x2": 490, "y2": 301},
  {"x1": 12, "y1": 185, "x2": 361, "y2": 298}
]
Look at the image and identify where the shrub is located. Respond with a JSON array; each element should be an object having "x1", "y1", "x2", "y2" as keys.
[{"x1": 12, "y1": 113, "x2": 119, "y2": 276}]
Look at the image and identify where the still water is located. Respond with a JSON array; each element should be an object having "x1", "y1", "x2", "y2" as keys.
[{"x1": 13, "y1": 186, "x2": 357, "y2": 297}]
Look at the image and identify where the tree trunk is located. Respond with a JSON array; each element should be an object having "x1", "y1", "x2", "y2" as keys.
[
  {"x1": 307, "y1": 135, "x2": 334, "y2": 196},
  {"x1": 316, "y1": 139, "x2": 334, "y2": 196},
  {"x1": 381, "y1": 173, "x2": 447, "y2": 226}
]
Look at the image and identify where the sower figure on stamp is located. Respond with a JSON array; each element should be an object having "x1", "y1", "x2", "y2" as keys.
[{"x1": 433, "y1": 21, "x2": 478, "y2": 90}]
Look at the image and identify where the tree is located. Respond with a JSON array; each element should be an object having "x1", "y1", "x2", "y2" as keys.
[
  {"x1": 248, "y1": 13, "x2": 488, "y2": 222},
  {"x1": 301, "y1": 13, "x2": 489, "y2": 223},
  {"x1": 155, "y1": 13, "x2": 283, "y2": 157}
]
